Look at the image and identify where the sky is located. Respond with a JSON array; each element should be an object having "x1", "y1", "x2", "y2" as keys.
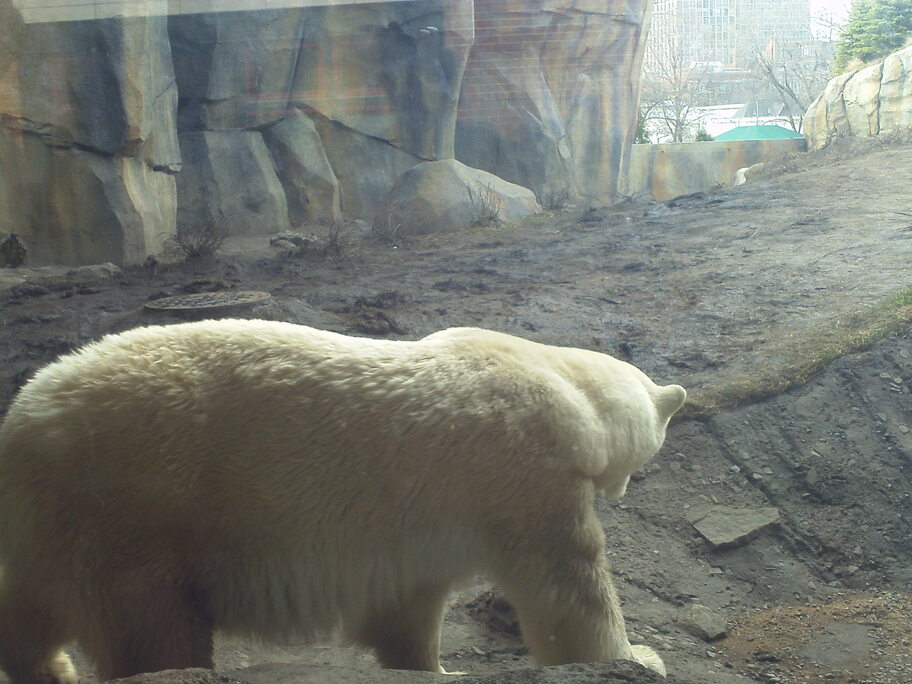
[{"x1": 811, "y1": 0, "x2": 853, "y2": 23}]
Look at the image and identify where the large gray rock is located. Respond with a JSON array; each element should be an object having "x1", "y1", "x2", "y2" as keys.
[
  {"x1": 805, "y1": 45, "x2": 912, "y2": 150},
  {"x1": 456, "y1": 0, "x2": 651, "y2": 201},
  {"x1": 0, "y1": 126, "x2": 175, "y2": 266},
  {"x1": 290, "y1": 0, "x2": 474, "y2": 160},
  {"x1": 262, "y1": 109, "x2": 342, "y2": 226},
  {"x1": 0, "y1": 0, "x2": 179, "y2": 265},
  {"x1": 0, "y1": 0, "x2": 179, "y2": 166},
  {"x1": 373, "y1": 159, "x2": 540, "y2": 237},
  {"x1": 311, "y1": 114, "x2": 423, "y2": 222},
  {"x1": 176, "y1": 131, "x2": 289, "y2": 236},
  {"x1": 169, "y1": 9, "x2": 308, "y2": 131}
]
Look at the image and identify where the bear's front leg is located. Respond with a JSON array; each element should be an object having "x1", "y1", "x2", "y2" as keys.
[{"x1": 485, "y1": 493, "x2": 665, "y2": 676}]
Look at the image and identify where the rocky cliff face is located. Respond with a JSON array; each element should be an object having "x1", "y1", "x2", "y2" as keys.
[
  {"x1": 0, "y1": 0, "x2": 179, "y2": 265},
  {"x1": 804, "y1": 45, "x2": 912, "y2": 151},
  {"x1": 0, "y1": 0, "x2": 649, "y2": 266}
]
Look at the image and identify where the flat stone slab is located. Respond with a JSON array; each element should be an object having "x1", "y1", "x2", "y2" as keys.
[
  {"x1": 689, "y1": 505, "x2": 780, "y2": 550},
  {"x1": 679, "y1": 604, "x2": 728, "y2": 641}
]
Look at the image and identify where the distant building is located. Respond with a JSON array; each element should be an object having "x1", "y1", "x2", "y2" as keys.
[{"x1": 647, "y1": 0, "x2": 813, "y2": 69}]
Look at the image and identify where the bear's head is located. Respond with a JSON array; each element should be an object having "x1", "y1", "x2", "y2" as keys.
[{"x1": 553, "y1": 347, "x2": 686, "y2": 498}]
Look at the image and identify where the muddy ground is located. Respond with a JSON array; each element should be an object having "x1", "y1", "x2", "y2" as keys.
[{"x1": 1, "y1": 141, "x2": 911, "y2": 683}]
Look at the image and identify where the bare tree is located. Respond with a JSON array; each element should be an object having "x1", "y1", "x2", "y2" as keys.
[
  {"x1": 749, "y1": 35, "x2": 835, "y2": 132},
  {"x1": 745, "y1": 9, "x2": 839, "y2": 133},
  {"x1": 640, "y1": 11, "x2": 717, "y2": 142}
]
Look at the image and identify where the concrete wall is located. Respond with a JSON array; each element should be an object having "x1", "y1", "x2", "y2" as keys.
[{"x1": 622, "y1": 138, "x2": 807, "y2": 202}]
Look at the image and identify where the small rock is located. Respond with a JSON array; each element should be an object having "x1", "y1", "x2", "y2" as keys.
[
  {"x1": 1, "y1": 233, "x2": 28, "y2": 267},
  {"x1": 690, "y1": 505, "x2": 780, "y2": 550},
  {"x1": 11, "y1": 282, "x2": 51, "y2": 298},
  {"x1": 66, "y1": 263, "x2": 122, "y2": 282},
  {"x1": 466, "y1": 589, "x2": 520, "y2": 636},
  {"x1": 679, "y1": 604, "x2": 728, "y2": 641}
]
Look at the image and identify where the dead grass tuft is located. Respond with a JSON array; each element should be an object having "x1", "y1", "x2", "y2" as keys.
[
  {"x1": 677, "y1": 285, "x2": 912, "y2": 421},
  {"x1": 467, "y1": 181, "x2": 502, "y2": 227}
]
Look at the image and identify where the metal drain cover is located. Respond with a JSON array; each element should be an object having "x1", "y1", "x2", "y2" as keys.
[{"x1": 144, "y1": 290, "x2": 271, "y2": 311}]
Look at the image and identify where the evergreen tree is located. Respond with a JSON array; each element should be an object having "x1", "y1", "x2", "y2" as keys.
[{"x1": 834, "y1": 0, "x2": 912, "y2": 73}]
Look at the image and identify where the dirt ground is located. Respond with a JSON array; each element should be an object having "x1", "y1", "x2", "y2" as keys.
[{"x1": 1, "y1": 140, "x2": 911, "y2": 683}]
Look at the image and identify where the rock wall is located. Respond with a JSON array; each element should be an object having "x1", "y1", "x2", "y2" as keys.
[
  {"x1": 622, "y1": 138, "x2": 808, "y2": 202},
  {"x1": 1, "y1": 0, "x2": 649, "y2": 266},
  {"x1": 804, "y1": 45, "x2": 912, "y2": 150},
  {"x1": 0, "y1": 0, "x2": 179, "y2": 265},
  {"x1": 456, "y1": 0, "x2": 651, "y2": 201}
]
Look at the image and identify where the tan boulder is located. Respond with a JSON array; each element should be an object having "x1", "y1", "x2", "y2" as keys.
[
  {"x1": 804, "y1": 70, "x2": 855, "y2": 150},
  {"x1": 880, "y1": 47, "x2": 912, "y2": 131},
  {"x1": 804, "y1": 45, "x2": 912, "y2": 150},
  {"x1": 843, "y1": 62, "x2": 884, "y2": 137},
  {"x1": 373, "y1": 159, "x2": 540, "y2": 237}
]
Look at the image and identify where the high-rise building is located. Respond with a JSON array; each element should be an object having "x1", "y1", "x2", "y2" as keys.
[{"x1": 647, "y1": 0, "x2": 812, "y2": 69}]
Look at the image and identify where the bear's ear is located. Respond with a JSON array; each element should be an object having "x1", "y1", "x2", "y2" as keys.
[{"x1": 654, "y1": 384, "x2": 686, "y2": 422}]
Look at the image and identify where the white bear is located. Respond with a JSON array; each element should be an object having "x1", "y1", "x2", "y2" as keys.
[{"x1": 0, "y1": 321, "x2": 685, "y2": 683}]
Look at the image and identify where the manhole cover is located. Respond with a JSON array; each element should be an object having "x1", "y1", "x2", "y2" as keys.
[{"x1": 144, "y1": 290, "x2": 271, "y2": 311}]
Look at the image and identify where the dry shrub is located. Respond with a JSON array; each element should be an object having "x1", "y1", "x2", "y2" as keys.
[
  {"x1": 874, "y1": 126, "x2": 912, "y2": 148},
  {"x1": 321, "y1": 221, "x2": 355, "y2": 261},
  {"x1": 374, "y1": 203, "x2": 406, "y2": 245},
  {"x1": 538, "y1": 186, "x2": 573, "y2": 211},
  {"x1": 466, "y1": 181, "x2": 502, "y2": 226},
  {"x1": 172, "y1": 216, "x2": 228, "y2": 259}
]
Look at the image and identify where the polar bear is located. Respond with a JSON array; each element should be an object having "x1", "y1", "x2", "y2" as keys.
[{"x1": 0, "y1": 321, "x2": 685, "y2": 683}]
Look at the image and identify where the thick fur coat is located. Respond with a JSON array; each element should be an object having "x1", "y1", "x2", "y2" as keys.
[{"x1": 0, "y1": 321, "x2": 685, "y2": 682}]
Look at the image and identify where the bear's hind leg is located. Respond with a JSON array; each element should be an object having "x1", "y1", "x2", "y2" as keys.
[
  {"x1": 487, "y1": 499, "x2": 665, "y2": 675},
  {"x1": 83, "y1": 579, "x2": 215, "y2": 681},
  {"x1": 0, "y1": 571, "x2": 77, "y2": 684},
  {"x1": 348, "y1": 582, "x2": 451, "y2": 673}
]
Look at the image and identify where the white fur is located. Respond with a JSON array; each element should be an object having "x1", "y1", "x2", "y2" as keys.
[{"x1": 0, "y1": 321, "x2": 684, "y2": 682}]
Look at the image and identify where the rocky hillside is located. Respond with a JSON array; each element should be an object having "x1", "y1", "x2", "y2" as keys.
[
  {"x1": 804, "y1": 44, "x2": 912, "y2": 150},
  {"x1": 0, "y1": 0, "x2": 649, "y2": 266}
]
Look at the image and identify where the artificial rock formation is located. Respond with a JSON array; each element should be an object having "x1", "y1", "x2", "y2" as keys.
[
  {"x1": 0, "y1": 0, "x2": 179, "y2": 265},
  {"x1": 1, "y1": 0, "x2": 650, "y2": 266},
  {"x1": 804, "y1": 45, "x2": 912, "y2": 150},
  {"x1": 456, "y1": 0, "x2": 650, "y2": 201},
  {"x1": 374, "y1": 159, "x2": 540, "y2": 237}
]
